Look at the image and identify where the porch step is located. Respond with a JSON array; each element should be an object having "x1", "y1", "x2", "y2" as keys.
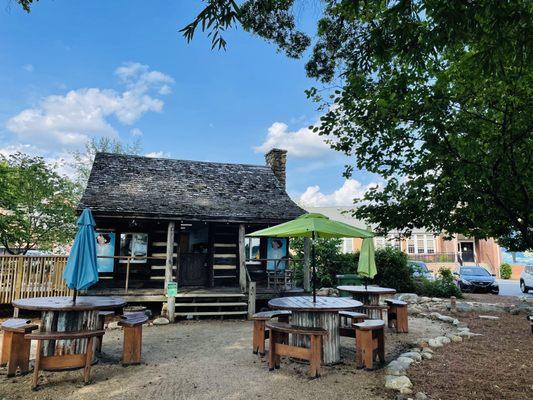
[
  {"x1": 214, "y1": 254, "x2": 236, "y2": 258},
  {"x1": 214, "y1": 243, "x2": 236, "y2": 247},
  {"x1": 213, "y1": 265, "x2": 236, "y2": 270},
  {"x1": 174, "y1": 311, "x2": 247, "y2": 317},
  {"x1": 174, "y1": 302, "x2": 247, "y2": 307},
  {"x1": 213, "y1": 275, "x2": 237, "y2": 279}
]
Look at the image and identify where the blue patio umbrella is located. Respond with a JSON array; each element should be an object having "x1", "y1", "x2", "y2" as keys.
[{"x1": 63, "y1": 208, "x2": 99, "y2": 303}]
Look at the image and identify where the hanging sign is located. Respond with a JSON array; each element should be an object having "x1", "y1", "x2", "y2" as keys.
[{"x1": 166, "y1": 282, "x2": 178, "y2": 297}]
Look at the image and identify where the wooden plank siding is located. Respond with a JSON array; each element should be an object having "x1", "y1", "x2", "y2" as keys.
[{"x1": 0, "y1": 256, "x2": 72, "y2": 304}]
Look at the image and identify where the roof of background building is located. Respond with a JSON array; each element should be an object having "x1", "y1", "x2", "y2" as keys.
[{"x1": 79, "y1": 153, "x2": 305, "y2": 223}]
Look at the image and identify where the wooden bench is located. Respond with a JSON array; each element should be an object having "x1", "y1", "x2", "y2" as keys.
[
  {"x1": 95, "y1": 310, "x2": 115, "y2": 353},
  {"x1": 252, "y1": 310, "x2": 291, "y2": 355},
  {"x1": 266, "y1": 321, "x2": 327, "y2": 378},
  {"x1": 528, "y1": 315, "x2": 532, "y2": 334},
  {"x1": 25, "y1": 329, "x2": 105, "y2": 389},
  {"x1": 385, "y1": 299, "x2": 408, "y2": 333},
  {"x1": 353, "y1": 320, "x2": 385, "y2": 370},
  {"x1": 1, "y1": 319, "x2": 38, "y2": 377},
  {"x1": 339, "y1": 311, "x2": 367, "y2": 338},
  {"x1": 118, "y1": 312, "x2": 149, "y2": 366}
]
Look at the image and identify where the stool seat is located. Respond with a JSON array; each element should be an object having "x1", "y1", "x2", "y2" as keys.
[
  {"x1": 353, "y1": 320, "x2": 385, "y2": 330},
  {"x1": 1, "y1": 319, "x2": 38, "y2": 333},
  {"x1": 354, "y1": 319, "x2": 385, "y2": 370}
]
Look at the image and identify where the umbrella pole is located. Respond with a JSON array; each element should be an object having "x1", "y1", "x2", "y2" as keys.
[
  {"x1": 73, "y1": 289, "x2": 77, "y2": 304},
  {"x1": 312, "y1": 232, "x2": 317, "y2": 303}
]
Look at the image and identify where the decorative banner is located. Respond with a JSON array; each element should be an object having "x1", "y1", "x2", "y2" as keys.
[
  {"x1": 95, "y1": 232, "x2": 115, "y2": 273},
  {"x1": 266, "y1": 238, "x2": 287, "y2": 271}
]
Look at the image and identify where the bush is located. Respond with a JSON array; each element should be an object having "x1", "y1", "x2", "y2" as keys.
[
  {"x1": 500, "y1": 263, "x2": 512, "y2": 279},
  {"x1": 413, "y1": 268, "x2": 463, "y2": 298},
  {"x1": 373, "y1": 247, "x2": 413, "y2": 293}
]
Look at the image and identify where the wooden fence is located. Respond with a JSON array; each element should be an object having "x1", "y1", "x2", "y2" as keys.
[{"x1": 0, "y1": 256, "x2": 72, "y2": 304}]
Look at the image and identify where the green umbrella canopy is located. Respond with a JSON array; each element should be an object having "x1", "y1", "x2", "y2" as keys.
[
  {"x1": 248, "y1": 213, "x2": 377, "y2": 280},
  {"x1": 247, "y1": 213, "x2": 374, "y2": 239}
]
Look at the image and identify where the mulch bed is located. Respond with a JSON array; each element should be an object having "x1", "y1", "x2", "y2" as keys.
[
  {"x1": 463, "y1": 293, "x2": 523, "y2": 305},
  {"x1": 408, "y1": 312, "x2": 533, "y2": 400}
]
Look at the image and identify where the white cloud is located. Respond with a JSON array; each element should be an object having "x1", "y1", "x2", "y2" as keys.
[
  {"x1": 22, "y1": 64, "x2": 34, "y2": 72},
  {"x1": 299, "y1": 179, "x2": 378, "y2": 206},
  {"x1": 130, "y1": 128, "x2": 143, "y2": 137},
  {"x1": 145, "y1": 151, "x2": 170, "y2": 158},
  {"x1": 5, "y1": 62, "x2": 173, "y2": 151},
  {"x1": 254, "y1": 122, "x2": 331, "y2": 158}
]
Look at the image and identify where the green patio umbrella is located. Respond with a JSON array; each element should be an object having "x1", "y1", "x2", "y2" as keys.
[{"x1": 248, "y1": 213, "x2": 375, "y2": 302}]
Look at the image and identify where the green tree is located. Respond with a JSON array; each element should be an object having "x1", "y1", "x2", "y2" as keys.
[
  {"x1": 71, "y1": 137, "x2": 141, "y2": 197},
  {"x1": 0, "y1": 153, "x2": 77, "y2": 254}
]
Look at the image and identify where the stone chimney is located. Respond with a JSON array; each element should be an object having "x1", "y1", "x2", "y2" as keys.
[{"x1": 265, "y1": 148, "x2": 287, "y2": 190}]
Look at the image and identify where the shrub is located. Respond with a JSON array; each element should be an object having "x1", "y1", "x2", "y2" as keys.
[
  {"x1": 373, "y1": 247, "x2": 414, "y2": 293},
  {"x1": 500, "y1": 263, "x2": 512, "y2": 279},
  {"x1": 413, "y1": 268, "x2": 463, "y2": 298}
]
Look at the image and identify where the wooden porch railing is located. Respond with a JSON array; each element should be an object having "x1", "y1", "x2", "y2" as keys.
[{"x1": 0, "y1": 255, "x2": 72, "y2": 304}]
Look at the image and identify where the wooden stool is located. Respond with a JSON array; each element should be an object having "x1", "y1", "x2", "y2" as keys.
[
  {"x1": 266, "y1": 321, "x2": 327, "y2": 378},
  {"x1": 354, "y1": 320, "x2": 385, "y2": 370},
  {"x1": 385, "y1": 299, "x2": 408, "y2": 333},
  {"x1": 25, "y1": 329, "x2": 105, "y2": 390},
  {"x1": 339, "y1": 311, "x2": 367, "y2": 338},
  {"x1": 1, "y1": 319, "x2": 38, "y2": 377},
  {"x1": 118, "y1": 312, "x2": 148, "y2": 366},
  {"x1": 95, "y1": 310, "x2": 115, "y2": 353},
  {"x1": 252, "y1": 310, "x2": 291, "y2": 355}
]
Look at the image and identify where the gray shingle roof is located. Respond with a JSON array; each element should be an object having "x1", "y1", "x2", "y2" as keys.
[{"x1": 79, "y1": 153, "x2": 305, "y2": 223}]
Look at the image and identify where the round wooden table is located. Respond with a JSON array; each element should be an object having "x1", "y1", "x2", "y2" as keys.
[
  {"x1": 13, "y1": 296, "x2": 126, "y2": 368},
  {"x1": 336, "y1": 285, "x2": 396, "y2": 318},
  {"x1": 268, "y1": 296, "x2": 362, "y2": 364}
]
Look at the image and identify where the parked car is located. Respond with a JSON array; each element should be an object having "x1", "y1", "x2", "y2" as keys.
[
  {"x1": 454, "y1": 266, "x2": 499, "y2": 294},
  {"x1": 408, "y1": 261, "x2": 435, "y2": 281},
  {"x1": 520, "y1": 265, "x2": 533, "y2": 293}
]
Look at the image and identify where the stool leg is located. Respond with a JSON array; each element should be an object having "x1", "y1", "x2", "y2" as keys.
[
  {"x1": 96, "y1": 316, "x2": 105, "y2": 353},
  {"x1": 356, "y1": 330, "x2": 373, "y2": 369},
  {"x1": 387, "y1": 306, "x2": 395, "y2": 328},
  {"x1": 8, "y1": 332, "x2": 31, "y2": 377},
  {"x1": 1, "y1": 331, "x2": 13, "y2": 367},
  {"x1": 252, "y1": 320, "x2": 261, "y2": 354},
  {"x1": 268, "y1": 331, "x2": 276, "y2": 371},
  {"x1": 83, "y1": 336, "x2": 94, "y2": 384},
  {"x1": 31, "y1": 340, "x2": 42, "y2": 390},
  {"x1": 397, "y1": 307, "x2": 408, "y2": 333},
  {"x1": 122, "y1": 325, "x2": 142, "y2": 366},
  {"x1": 309, "y1": 335, "x2": 322, "y2": 378}
]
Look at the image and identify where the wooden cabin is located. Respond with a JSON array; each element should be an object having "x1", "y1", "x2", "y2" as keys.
[{"x1": 79, "y1": 149, "x2": 308, "y2": 317}]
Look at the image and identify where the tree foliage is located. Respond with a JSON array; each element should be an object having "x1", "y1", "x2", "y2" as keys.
[
  {"x1": 0, "y1": 153, "x2": 77, "y2": 254},
  {"x1": 181, "y1": 0, "x2": 533, "y2": 251}
]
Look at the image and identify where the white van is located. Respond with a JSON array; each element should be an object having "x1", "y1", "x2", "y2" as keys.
[{"x1": 520, "y1": 265, "x2": 533, "y2": 293}]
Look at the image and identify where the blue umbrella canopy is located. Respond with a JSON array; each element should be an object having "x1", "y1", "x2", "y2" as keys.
[{"x1": 63, "y1": 208, "x2": 99, "y2": 291}]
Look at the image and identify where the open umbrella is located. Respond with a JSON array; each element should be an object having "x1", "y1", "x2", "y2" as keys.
[
  {"x1": 248, "y1": 213, "x2": 375, "y2": 302},
  {"x1": 63, "y1": 208, "x2": 99, "y2": 303}
]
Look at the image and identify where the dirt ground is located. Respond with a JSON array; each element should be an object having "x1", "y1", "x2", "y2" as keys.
[
  {"x1": 0, "y1": 317, "x2": 449, "y2": 400},
  {"x1": 408, "y1": 312, "x2": 533, "y2": 400}
]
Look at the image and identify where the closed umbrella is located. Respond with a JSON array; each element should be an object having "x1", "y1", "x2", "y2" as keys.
[
  {"x1": 63, "y1": 208, "x2": 99, "y2": 303},
  {"x1": 357, "y1": 237, "x2": 377, "y2": 288},
  {"x1": 248, "y1": 213, "x2": 375, "y2": 302}
]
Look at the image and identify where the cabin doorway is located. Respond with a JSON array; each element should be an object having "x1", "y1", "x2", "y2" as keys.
[{"x1": 178, "y1": 222, "x2": 209, "y2": 286}]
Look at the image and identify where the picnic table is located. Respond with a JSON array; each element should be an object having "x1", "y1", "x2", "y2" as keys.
[
  {"x1": 268, "y1": 296, "x2": 362, "y2": 364},
  {"x1": 336, "y1": 285, "x2": 396, "y2": 318},
  {"x1": 13, "y1": 296, "x2": 126, "y2": 369}
]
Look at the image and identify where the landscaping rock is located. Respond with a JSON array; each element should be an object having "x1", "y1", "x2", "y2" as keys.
[
  {"x1": 396, "y1": 357, "x2": 415, "y2": 370},
  {"x1": 107, "y1": 321, "x2": 120, "y2": 330},
  {"x1": 421, "y1": 347, "x2": 433, "y2": 353},
  {"x1": 421, "y1": 352, "x2": 433, "y2": 360},
  {"x1": 456, "y1": 303, "x2": 473, "y2": 312},
  {"x1": 450, "y1": 335, "x2": 463, "y2": 343},
  {"x1": 437, "y1": 314, "x2": 456, "y2": 323},
  {"x1": 400, "y1": 352, "x2": 422, "y2": 362},
  {"x1": 452, "y1": 319, "x2": 460, "y2": 326},
  {"x1": 415, "y1": 393, "x2": 428, "y2": 400},
  {"x1": 397, "y1": 293, "x2": 419, "y2": 303},
  {"x1": 479, "y1": 315, "x2": 499, "y2": 320},
  {"x1": 428, "y1": 338, "x2": 443, "y2": 348},
  {"x1": 418, "y1": 296, "x2": 431, "y2": 303},
  {"x1": 431, "y1": 297, "x2": 442, "y2": 302},
  {"x1": 385, "y1": 375, "x2": 413, "y2": 391},
  {"x1": 153, "y1": 317, "x2": 170, "y2": 325},
  {"x1": 316, "y1": 287, "x2": 339, "y2": 296},
  {"x1": 436, "y1": 336, "x2": 451, "y2": 344},
  {"x1": 519, "y1": 295, "x2": 533, "y2": 304},
  {"x1": 386, "y1": 360, "x2": 406, "y2": 376},
  {"x1": 509, "y1": 304, "x2": 533, "y2": 315}
]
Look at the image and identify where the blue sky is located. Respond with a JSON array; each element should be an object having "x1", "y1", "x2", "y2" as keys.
[{"x1": 0, "y1": 1, "x2": 378, "y2": 205}]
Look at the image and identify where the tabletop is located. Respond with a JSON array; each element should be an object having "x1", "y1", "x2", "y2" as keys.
[
  {"x1": 336, "y1": 285, "x2": 397, "y2": 295},
  {"x1": 13, "y1": 296, "x2": 127, "y2": 312},
  {"x1": 268, "y1": 296, "x2": 362, "y2": 312}
]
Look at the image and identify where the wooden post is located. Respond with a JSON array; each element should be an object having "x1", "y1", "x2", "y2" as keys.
[
  {"x1": 165, "y1": 221, "x2": 176, "y2": 322},
  {"x1": 125, "y1": 257, "x2": 131, "y2": 294},
  {"x1": 303, "y1": 237, "x2": 311, "y2": 292},
  {"x1": 238, "y1": 224, "x2": 247, "y2": 292},
  {"x1": 247, "y1": 281, "x2": 256, "y2": 320}
]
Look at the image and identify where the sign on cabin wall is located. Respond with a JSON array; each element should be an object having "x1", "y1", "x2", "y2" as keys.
[
  {"x1": 119, "y1": 233, "x2": 148, "y2": 263},
  {"x1": 95, "y1": 231, "x2": 115, "y2": 273},
  {"x1": 166, "y1": 282, "x2": 178, "y2": 297},
  {"x1": 267, "y1": 238, "x2": 287, "y2": 271}
]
